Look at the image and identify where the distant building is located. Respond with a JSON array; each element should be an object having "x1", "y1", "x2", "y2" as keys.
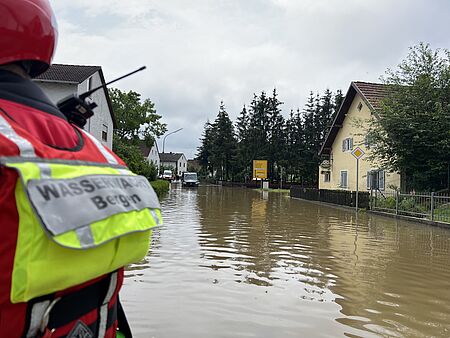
[
  {"x1": 139, "y1": 141, "x2": 161, "y2": 174},
  {"x1": 160, "y1": 152, "x2": 187, "y2": 176},
  {"x1": 319, "y1": 81, "x2": 401, "y2": 191},
  {"x1": 34, "y1": 64, "x2": 116, "y2": 149}
]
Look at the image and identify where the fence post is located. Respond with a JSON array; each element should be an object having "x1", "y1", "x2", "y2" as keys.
[
  {"x1": 395, "y1": 190, "x2": 399, "y2": 215},
  {"x1": 431, "y1": 192, "x2": 435, "y2": 221}
]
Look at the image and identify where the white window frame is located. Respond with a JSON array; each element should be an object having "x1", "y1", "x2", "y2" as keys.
[
  {"x1": 366, "y1": 170, "x2": 372, "y2": 190},
  {"x1": 378, "y1": 170, "x2": 385, "y2": 191},
  {"x1": 340, "y1": 170, "x2": 348, "y2": 189},
  {"x1": 323, "y1": 172, "x2": 331, "y2": 183},
  {"x1": 101, "y1": 124, "x2": 108, "y2": 142},
  {"x1": 342, "y1": 137, "x2": 353, "y2": 152},
  {"x1": 366, "y1": 169, "x2": 385, "y2": 191}
]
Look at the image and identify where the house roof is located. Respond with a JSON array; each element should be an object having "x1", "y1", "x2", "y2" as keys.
[
  {"x1": 319, "y1": 81, "x2": 389, "y2": 156},
  {"x1": 353, "y1": 81, "x2": 389, "y2": 111},
  {"x1": 34, "y1": 64, "x2": 117, "y2": 128},
  {"x1": 139, "y1": 140, "x2": 159, "y2": 157},
  {"x1": 35, "y1": 64, "x2": 101, "y2": 84},
  {"x1": 160, "y1": 152, "x2": 184, "y2": 162}
]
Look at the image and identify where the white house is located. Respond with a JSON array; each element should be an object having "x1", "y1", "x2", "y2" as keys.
[
  {"x1": 160, "y1": 152, "x2": 187, "y2": 177},
  {"x1": 139, "y1": 141, "x2": 161, "y2": 174},
  {"x1": 34, "y1": 64, "x2": 116, "y2": 149}
]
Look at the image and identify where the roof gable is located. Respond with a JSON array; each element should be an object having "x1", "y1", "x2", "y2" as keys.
[
  {"x1": 34, "y1": 64, "x2": 117, "y2": 128},
  {"x1": 319, "y1": 81, "x2": 389, "y2": 155}
]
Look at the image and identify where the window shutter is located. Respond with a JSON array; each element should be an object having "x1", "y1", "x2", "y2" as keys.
[
  {"x1": 379, "y1": 170, "x2": 385, "y2": 190},
  {"x1": 342, "y1": 140, "x2": 345, "y2": 152},
  {"x1": 366, "y1": 171, "x2": 370, "y2": 189}
]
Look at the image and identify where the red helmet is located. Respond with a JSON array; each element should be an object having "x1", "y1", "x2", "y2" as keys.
[{"x1": 0, "y1": 0, "x2": 58, "y2": 77}]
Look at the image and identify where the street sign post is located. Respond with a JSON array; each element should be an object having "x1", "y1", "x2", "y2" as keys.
[
  {"x1": 253, "y1": 160, "x2": 268, "y2": 189},
  {"x1": 351, "y1": 147, "x2": 365, "y2": 212},
  {"x1": 253, "y1": 160, "x2": 268, "y2": 180}
]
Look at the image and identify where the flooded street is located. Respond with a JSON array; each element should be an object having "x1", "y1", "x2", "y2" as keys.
[{"x1": 122, "y1": 186, "x2": 450, "y2": 337}]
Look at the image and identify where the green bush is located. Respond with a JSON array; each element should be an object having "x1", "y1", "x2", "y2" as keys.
[
  {"x1": 375, "y1": 196, "x2": 396, "y2": 209},
  {"x1": 113, "y1": 138, "x2": 157, "y2": 181},
  {"x1": 151, "y1": 180, "x2": 169, "y2": 198},
  {"x1": 398, "y1": 197, "x2": 428, "y2": 214}
]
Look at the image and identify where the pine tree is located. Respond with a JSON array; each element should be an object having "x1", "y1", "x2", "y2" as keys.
[
  {"x1": 210, "y1": 102, "x2": 237, "y2": 181},
  {"x1": 196, "y1": 120, "x2": 215, "y2": 177},
  {"x1": 268, "y1": 89, "x2": 285, "y2": 180}
]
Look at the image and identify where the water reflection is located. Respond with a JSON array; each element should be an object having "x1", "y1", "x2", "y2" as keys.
[{"x1": 121, "y1": 186, "x2": 450, "y2": 338}]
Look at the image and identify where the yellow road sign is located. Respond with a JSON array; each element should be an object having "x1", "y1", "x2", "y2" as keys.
[
  {"x1": 351, "y1": 147, "x2": 365, "y2": 159},
  {"x1": 253, "y1": 160, "x2": 268, "y2": 179}
]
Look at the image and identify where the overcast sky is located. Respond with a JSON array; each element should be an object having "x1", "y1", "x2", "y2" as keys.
[{"x1": 51, "y1": 0, "x2": 450, "y2": 158}]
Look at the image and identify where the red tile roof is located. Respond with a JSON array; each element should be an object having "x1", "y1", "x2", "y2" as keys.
[
  {"x1": 353, "y1": 81, "x2": 389, "y2": 111},
  {"x1": 319, "y1": 81, "x2": 390, "y2": 155}
]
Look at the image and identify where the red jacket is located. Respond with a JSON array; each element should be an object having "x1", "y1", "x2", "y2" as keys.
[{"x1": 0, "y1": 71, "x2": 126, "y2": 338}]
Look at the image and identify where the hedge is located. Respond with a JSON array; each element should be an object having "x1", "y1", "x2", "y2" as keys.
[{"x1": 150, "y1": 180, "x2": 170, "y2": 198}]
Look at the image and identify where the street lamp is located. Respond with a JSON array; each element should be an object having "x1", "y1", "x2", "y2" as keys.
[{"x1": 162, "y1": 128, "x2": 183, "y2": 153}]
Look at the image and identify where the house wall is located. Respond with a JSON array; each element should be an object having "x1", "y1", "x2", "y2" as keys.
[
  {"x1": 177, "y1": 154, "x2": 187, "y2": 176},
  {"x1": 35, "y1": 82, "x2": 77, "y2": 105},
  {"x1": 34, "y1": 71, "x2": 114, "y2": 149},
  {"x1": 319, "y1": 93, "x2": 401, "y2": 191},
  {"x1": 146, "y1": 144, "x2": 160, "y2": 174},
  {"x1": 78, "y1": 72, "x2": 114, "y2": 149},
  {"x1": 161, "y1": 161, "x2": 177, "y2": 170}
]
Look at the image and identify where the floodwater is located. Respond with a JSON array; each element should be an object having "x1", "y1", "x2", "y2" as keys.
[{"x1": 121, "y1": 185, "x2": 450, "y2": 338}]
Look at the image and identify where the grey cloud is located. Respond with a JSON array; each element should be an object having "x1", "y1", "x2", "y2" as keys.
[{"x1": 51, "y1": 0, "x2": 450, "y2": 158}]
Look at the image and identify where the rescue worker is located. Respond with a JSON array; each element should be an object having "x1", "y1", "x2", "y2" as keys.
[{"x1": 0, "y1": 1, "x2": 162, "y2": 337}]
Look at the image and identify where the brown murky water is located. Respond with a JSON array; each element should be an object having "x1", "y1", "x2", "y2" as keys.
[{"x1": 121, "y1": 186, "x2": 450, "y2": 337}]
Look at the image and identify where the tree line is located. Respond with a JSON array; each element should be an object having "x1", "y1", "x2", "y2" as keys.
[
  {"x1": 368, "y1": 43, "x2": 450, "y2": 192},
  {"x1": 198, "y1": 43, "x2": 450, "y2": 192},
  {"x1": 197, "y1": 88, "x2": 343, "y2": 186}
]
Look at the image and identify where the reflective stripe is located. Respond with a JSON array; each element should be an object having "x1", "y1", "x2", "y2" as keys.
[
  {"x1": 0, "y1": 156, "x2": 127, "y2": 169},
  {"x1": 0, "y1": 114, "x2": 35, "y2": 157},
  {"x1": 151, "y1": 209, "x2": 161, "y2": 226},
  {"x1": 98, "y1": 272, "x2": 118, "y2": 338},
  {"x1": 118, "y1": 168, "x2": 132, "y2": 175},
  {"x1": 76, "y1": 226, "x2": 95, "y2": 248},
  {"x1": 26, "y1": 300, "x2": 50, "y2": 338},
  {"x1": 81, "y1": 130, "x2": 118, "y2": 165},
  {"x1": 37, "y1": 163, "x2": 52, "y2": 179}
]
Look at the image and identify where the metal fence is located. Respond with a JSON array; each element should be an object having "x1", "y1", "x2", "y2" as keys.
[{"x1": 371, "y1": 190, "x2": 450, "y2": 224}]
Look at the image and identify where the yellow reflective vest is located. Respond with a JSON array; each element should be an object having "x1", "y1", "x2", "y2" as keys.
[{"x1": 0, "y1": 113, "x2": 161, "y2": 303}]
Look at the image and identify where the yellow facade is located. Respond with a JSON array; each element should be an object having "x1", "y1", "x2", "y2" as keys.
[{"x1": 318, "y1": 93, "x2": 400, "y2": 191}]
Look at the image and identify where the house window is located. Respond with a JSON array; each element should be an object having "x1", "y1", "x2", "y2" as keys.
[
  {"x1": 340, "y1": 170, "x2": 348, "y2": 188},
  {"x1": 357, "y1": 102, "x2": 363, "y2": 111},
  {"x1": 367, "y1": 171, "x2": 372, "y2": 189},
  {"x1": 101, "y1": 124, "x2": 108, "y2": 142},
  {"x1": 367, "y1": 170, "x2": 385, "y2": 190},
  {"x1": 364, "y1": 133, "x2": 375, "y2": 149},
  {"x1": 342, "y1": 137, "x2": 353, "y2": 152},
  {"x1": 88, "y1": 77, "x2": 93, "y2": 91},
  {"x1": 324, "y1": 172, "x2": 330, "y2": 183}
]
